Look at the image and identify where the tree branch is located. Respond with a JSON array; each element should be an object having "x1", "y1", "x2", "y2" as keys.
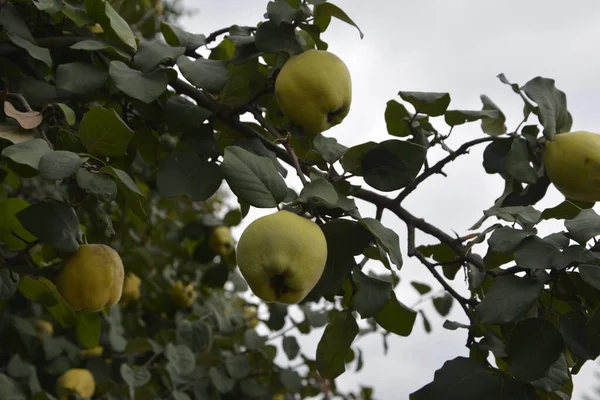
[{"x1": 394, "y1": 136, "x2": 495, "y2": 204}]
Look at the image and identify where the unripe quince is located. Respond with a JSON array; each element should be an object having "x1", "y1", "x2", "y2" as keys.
[
  {"x1": 543, "y1": 131, "x2": 600, "y2": 202},
  {"x1": 80, "y1": 345, "x2": 104, "y2": 357},
  {"x1": 243, "y1": 305, "x2": 259, "y2": 328},
  {"x1": 56, "y1": 244, "x2": 125, "y2": 312},
  {"x1": 35, "y1": 319, "x2": 54, "y2": 339},
  {"x1": 120, "y1": 272, "x2": 142, "y2": 306},
  {"x1": 171, "y1": 280, "x2": 196, "y2": 308},
  {"x1": 275, "y1": 49, "x2": 352, "y2": 134},
  {"x1": 236, "y1": 210, "x2": 327, "y2": 304},
  {"x1": 56, "y1": 368, "x2": 95, "y2": 400},
  {"x1": 208, "y1": 226, "x2": 236, "y2": 258}
]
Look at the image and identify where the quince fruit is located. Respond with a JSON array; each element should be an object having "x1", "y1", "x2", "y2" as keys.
[
  {"x1": 236, "y1": 210, "x2": 327, "y2": 304},
  {"x1": 120, "y1": 272, "x2": 142, "y2": 306},
  {"x1": 243, "y1": 305, "x2": 259, "y2": 328},
  {"x1": 55, "y1": 244, "x2": 125, "y2": 312},
  {"x1": 275, "y1": 49, "x2": 352, "y2": 134},
  {"x1": 171, "y1": 280, "x2": 196, "y2": 308},
  {"x1": 80, "y1": 345, "x2": 104, "y2": 357},
  {"x1": 56, "y1": 368, "x2": 95, "y2": 400},
  {"x1": 543, "y1": 130, "x2": 600, "y2": 202},
  {"x1": 35, "y1": 319, "x2": 54, "y2": 339},
  {"x1": 208, "y1": 226, "x2": 236, "y2": 258}
]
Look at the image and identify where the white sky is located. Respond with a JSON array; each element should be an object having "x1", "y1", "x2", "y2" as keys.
[{"x1": 179, "y1": 1, "x2": 600, "y2": 398}]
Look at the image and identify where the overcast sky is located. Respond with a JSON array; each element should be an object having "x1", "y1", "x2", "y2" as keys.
[{"x1": 179, "y1": 1, "x2": 600, "y2": 398}]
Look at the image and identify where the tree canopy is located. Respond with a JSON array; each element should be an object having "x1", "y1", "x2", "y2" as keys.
[{"x1": 1, "y1": 0, "x2": 599, "y2": 399}]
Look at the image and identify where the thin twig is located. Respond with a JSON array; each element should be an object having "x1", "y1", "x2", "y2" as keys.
[
  {"x1": 205, "y1": 26, "x2": 257, "y2": 44},
  {"x1": 247, "y1": 107, "x2": 308, "y2": 186},
  {"x1": 394, "y1": 136, "x2": 495, "y2": 204}
]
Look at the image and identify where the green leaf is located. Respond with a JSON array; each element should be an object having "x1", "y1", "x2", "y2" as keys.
[
  {"x1": 75, "y1": 169, "x2": 117, "y2": 202},
  {"x1": 507, "y1": 318, "x2": 564, "y2": 382},
  {"x1": 282, "y1": 335, "x2": 300, "y2": 360},
  {"x1": 99, "y1": 166, "x2": 148, "y2": 220},
  {"x1": 359, "y1": 218, "x2": 402, "y2": 268},
  {"x1": 221, "y1": 146, "x2": 288, "y2": 208},
  {"x1": 433, "y1": 293, "x2": 453, "y2": 317},
  {"x1": 351, "y1": 269, "x2": 392, "y2": 318},
  {"x1": 0, "y1": 269, "x2": 19, "y2": 301},
  {"x1": 120, "y1": 364, "x2": 151, "y2": 388},
  {"x1": 176, "y1": 319, "x2": 212, "y2": 353},
  {"x1": 1, "y1": 139, "x2": 51, "y2": 170},
  {"x1": 209, "y1": 367, "x2": 235, "y2": 393},
  {"x1": 398, "y1": 91, "x2": 451, "y2": 117},
  {"x1": 480, "y1": 95, "x2": 507, "y2": 136},
  {"x1": 444, "y1": 109, "x2": 500, "y2": 127},
  {"x1": 586, "y1": 307, "x2": 600, "y2": 357},
  {"x1": 482, "y1": 138, "x2": 513, "y2": 175},
  {"x1": 280, "y1": 368, "x2": 303, "y2": 392},
  {"x1": 165, "y1": 95, "x2": 212, "y2": 134},
  {"x1": 412, "y1": 357, "x2": 528, "y2": 400},
  {"x1": 2, "y1": 32, "x2": 52, "y2": 67},
  {"x1": 340, "y1": 141, "x2": 376, "y2": 176},
  {"x1": 17, "y1": 201, "x2": 81, "y2": 253},
  {"x1": 18, "y1": 276, "x2": 78, "y2": 327},
  {"x1": 0, "y1": 198, "x2": 37, "y2": 250},
  {"x1": 156, "y1": 150, "x2": 222, "y2": 201},
  {"x1": 374, "y1": 292, "x2": 417, "y2": 336},
  {"x1": 506, "y1": 138, "x2": 537, "y2": 184},
  {"x1": 418, "y1": 243, "x2": 462, "y2": 279},
  {"x1": 314, "y1": 3, "x2": 364, "y2": 39},
  {"x1": 580, "y1": 265, "x2": 600, "y2": 292},
  {"x1": 38, "y1": 151, "x2": 83, "y2": 181},
  {"x1": 306, "y1": 219, "x2": 371, "y2": 301},
  {"x1": 76, "y1": 311, "x2": 101, "y2": 349},
  {"x1": 79, "y1": 106, "x2": 134, "y2": 157},
  {"x1": 134, "y1": 39, "x2": 186, "y2": 73},
  {"x1": 0, "y1": 373, "x2": 27, "y2": 400},
  {"x1": 565, "y1": 208, "x2": 600, "y2": 244},
  {"x1": 33, "y1": 0, "x2": 63, "y2": 14},
  {"x1": 255, "y1": 20, "x2": 303, "y2": 54},
  {"x1": 521, "y1": 76, "x2": 572, "y2": 140},
  {"x1": 484, "y1": 206, "x2": 542, "y2": 228},
  {"x1": 225, "y1": 355, "x2": 250, "y2": 379},
  {"x1": 316, "y1": 310, "x2": 359, "y2": 379},
  {"x1": 55, "y1": 103, "x2": 76, "y2": 125},
  {"x1": 161, "y1": 22, "x2": 206, "y2": 51},
  {"x1": 411, "y1": 281, "x2": 431, "y2": 295},
  {"x1": 240, "y1": 379, "x2": 267, "y2": 398},
  {"x1": 267, "y1": 1, "x2": 299, "y2": 25},
  {"x1": 558, "y1": 309, "x2": 593, "y2": 361},
  {"x1": 55, "y1": 62, "x2": 108, "y2": 95},
  {"x1": 385, "y1": 100, "x2": 431, "y2": 137},
  {"x1": 541, "y1": 200, "x2": 595, "y2": 221},
  {"x1": 109, "y1": 61, "x2": 169, "y2": 104},
  {"x1": 488, "y1": 226, "x2": 535, "y2": 253},
  {"x1": 176, "y1": 56, "x2": 229, "y2": 94},
  {"x1": 0, "y1": 4, "x2": 35, "y2": 41},
  {"x1": 361, "y1": 139, "x2": 427, "y2": 192},
  {"x1": 295, "y1": 177, "x2": 338, "y2": 206},
  {"x1": 514, "y1": 236, "x2": 561, "y2": 269},
  {"x1": 312, "y1": 134, "x2": 347, "y2": 163},
  {"x1": 475, "y1": 275, "x2": 543, "y2": 324},
  {"x1": 86, "y1": 0, "x2": 137, "y2": 50},
  {"x1": 166, "y1": 343, "x2": 196, "y2": 375},
  {"x1": 531, "y1": 354, "x2": 570, "y2": 393}
]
